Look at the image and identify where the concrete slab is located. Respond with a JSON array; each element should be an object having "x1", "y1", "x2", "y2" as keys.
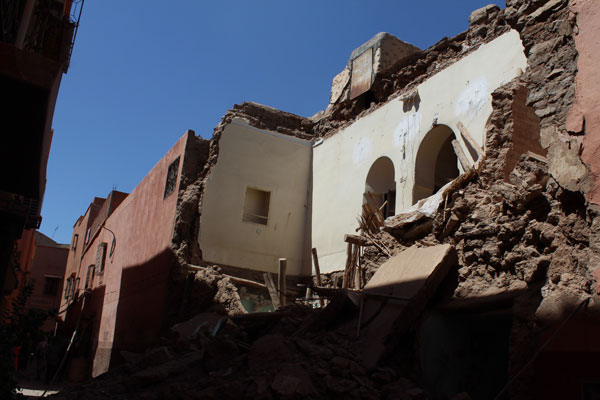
[
  {"x1": 365, "y1": 243, "x2": 455, "y2": 295},
  {"x1": 359, "y1": 244, "x2": 457, "y2": 368}
]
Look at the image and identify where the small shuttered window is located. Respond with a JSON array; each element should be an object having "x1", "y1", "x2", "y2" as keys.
[
  {"x1": 96, "y1": 242, "x2": 107, "y2": 275},
  {"x1": 164, "y1": 157, "x2": 180, "y2": 198},
  {"x1": 85, "y1": 265, "x2": 95, "y2": 289}
]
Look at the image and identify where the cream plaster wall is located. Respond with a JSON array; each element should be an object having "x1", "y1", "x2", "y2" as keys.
[
  {"x1": 199, "y1": 119, "x2": 312, "y2": 276},
  {"x1": 312, "y1": 30, "x2": 527, "y2": 273}
]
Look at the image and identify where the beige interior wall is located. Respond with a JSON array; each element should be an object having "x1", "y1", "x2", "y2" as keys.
[
  {"x1": 312, "y1": 30, "x2": 527, "y2": 273},
  {"x1": 199, "y1": 119, "x2": 312, "y2": 276}
]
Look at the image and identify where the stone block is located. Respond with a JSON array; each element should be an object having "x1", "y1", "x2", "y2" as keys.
[{"x1": 359, "y1": 244, "x2": 457, "y2": 367}]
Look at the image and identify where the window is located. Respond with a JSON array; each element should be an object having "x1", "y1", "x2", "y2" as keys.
[
  {"x1": 96, "y1": 242, "x2": 107, "y2": 275},
  {"x1": 85, "y1": 265, "x2": 95, "y2": 289},
  {"x1": 71, "y1": 234, "x2": 78, "y2": 251},
  {"x1": 164, "y1": 156, "x2": 180, "y2": 198},
  {"x1": 43, "y1": 277, "x2": 60, "y2": 296},
  {"x1": 242, "y1": 187, "x2": 270, "y2": 225},
  {"x1": 85, "y1": 228, "x2": 91, "y2": 245},
  {"x1": 64, "y1": 277, "x2": 72, "y2": 299}
]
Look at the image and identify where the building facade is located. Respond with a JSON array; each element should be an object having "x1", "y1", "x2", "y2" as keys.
[{"x1": 0, "y1": 0, "x2": 83, "y2": 310}]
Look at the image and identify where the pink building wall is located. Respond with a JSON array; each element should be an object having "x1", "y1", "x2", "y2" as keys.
[
  {"x1": 568, "y1": 0, "x2": 600, "y2": 205},
  {"x1": 27, "y1": 237, "x2": 68, "y2": 332},
  {"x1": 73, "y1": 131, "x2": 194, "y2": 377}
]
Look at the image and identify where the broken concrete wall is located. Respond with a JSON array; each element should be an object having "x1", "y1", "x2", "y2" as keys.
[
  {"x1": 199, "y1": 118, "x2": 313, "y2": 277},
  {"x1": 355, "y1": 1, "x2": 600, "y2": 398},
  {"x1": 312, "y1": 29, "x2": 527, "y2": 273},
  {"x1": 168, "y1": 103, "x2": 315, "y2": 324}
]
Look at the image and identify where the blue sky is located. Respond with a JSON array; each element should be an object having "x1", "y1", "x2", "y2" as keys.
[{"x1": 41, "y1": 0, "x2": 500, "y2": 243}]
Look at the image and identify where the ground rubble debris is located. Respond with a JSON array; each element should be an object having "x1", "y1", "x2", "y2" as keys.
[{"x1": 52, "y1": 302, "x2": 434, "y2": 400}]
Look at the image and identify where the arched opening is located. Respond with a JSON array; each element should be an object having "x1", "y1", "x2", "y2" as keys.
[
  {"x1": 413, "y1": 125, "x2": 459, "y2": 204},
  {"x1": 364, "y1": 156, "x2": 396, "y2": 219}
]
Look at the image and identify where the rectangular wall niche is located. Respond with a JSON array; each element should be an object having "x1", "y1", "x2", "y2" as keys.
[{"x1": 243, "y1": 187, "x2": 270, "y2": 225}]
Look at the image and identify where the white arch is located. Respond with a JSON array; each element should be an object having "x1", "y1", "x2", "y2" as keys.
[{"x1": 413, "y1": 125, "x2": 459, "y2": 204}]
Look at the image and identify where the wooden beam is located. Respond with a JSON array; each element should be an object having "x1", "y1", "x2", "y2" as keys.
[
  {"x1": 456, "y1": 121, "x2": 484, "y2": 159},
  {"x1": 186, "y1": 264, "x2": 266, "y2": 290},
  {"x1": 367, "y1": 192, "x2": 385, "y2": 225},
  {"x1": 344, "y1": 234, "x2": 369, "y2": 246},
  {"x1": 311, "y1": 248, "x2": 325, "y2": 307},
  {"x1": 451, "y1": 139, "x2": 471, "y2": 171},
  {"x1": 526, "y1": 151, "x2": 548, "y2": 164},
  {"x1": 351, "y1": 244, "x2": 360, "y2": 289},
  {"x1": 355, "y1": 247, "x2": 363, "y2": 290},
  {"x1": 228, "y1": 276, "x2": 267, "y2": 290},
  {"x1": 263, "y1": 272, "x2": 280, "y2": 310},
  {"x1": 278, "y1": 258, "x2": 287, "y2": 307},
  {"x1": 343, "y1": 242, "x2": 352, "y2": 288}
]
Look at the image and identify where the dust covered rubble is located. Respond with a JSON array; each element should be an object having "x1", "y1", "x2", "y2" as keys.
[{"x1": 52, "y1": 302, "x2": 436, "y2": 400}]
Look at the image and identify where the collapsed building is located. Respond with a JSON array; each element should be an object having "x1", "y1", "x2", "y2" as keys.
[{"x1": 57, "y1": 0, "x2": 600, "y2": 398}]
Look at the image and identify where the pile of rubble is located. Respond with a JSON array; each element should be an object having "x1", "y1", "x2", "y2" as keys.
[{"x1": 53, "y1": 300, "x2": 440, "y2": 400}]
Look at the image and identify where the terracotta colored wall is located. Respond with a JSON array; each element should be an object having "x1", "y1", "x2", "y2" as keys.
[
  {"x1": 568, "y1": 0, "x2": 600, "y2": 204},
  {"x1": 77, "y1": 132, "x2": 192, "y2": 377},
  {"x1": 59, "y1": 197, "x2": 105, "y2": 315},
  {"x1": 87, "y1": 191, "x2": 128, "y2": 245},
  {"x1": 27, "y1": 244, "x2": 68, "y2": 331},
  {"x1": 533, "y1": 317, "x2": 600, "y2": 399},
  {"x1": 1, "y1": 229, "x2": 36, "y2": 316}
]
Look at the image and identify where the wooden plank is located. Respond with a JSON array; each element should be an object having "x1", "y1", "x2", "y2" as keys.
[
  {"x1": 343, "y1": 242, "x2": 352, "y2": 288},
  {"x1": 311, "y1": 248, "x2": 325, "y2": 307},
  {"x1": 228, "y1": 276, "x2": 267, "y2": 290},
  {"x1": 186, "y1": 264, "x2": 266, "y2": 290},
  {"x1": 364, "y1": 201, "x2": 381, "y2": 231},
  {"x1": 356, "y1": 246, "x2": 363, "y2": 290},
  {"x1": 451, "y1": 139, "x2": 471, "y2": 171},
  {"x1": 351, "y1": 243, "x2": 360, "y2": 289},
  {"x1": 367, "y1": 192, "x2": 385, "y2": 225},
  {"x1": 263, "y1": 272, "x2": 280, "y2": 310},
  {"x1": 456, "y1": 121, "x2": 484, "y2": 159},
  {"x1": 344, "y1": 234, "x2": 369, "y2": 246},
  {"x1": 526, "y1": 151, "x2": 548, "y2": 164},
  {"x1": 278, "y1": 258, "x2": 287, "y2": 307}
]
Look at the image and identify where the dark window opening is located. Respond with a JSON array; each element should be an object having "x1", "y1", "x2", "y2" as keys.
[
  {"x1": 364, "y1": 156, "x2": 396, "y2": 222},
  {"x1": 71, "y1": 234, "x2": 78, "y2": 251},
  {"x1": 43, "y1": 277, "x2": 60, "y2": 296},
  {"x1": 85, "y1": 264, "x2": 95, "y2": 289},
  {"x1": 164, "y1": 156, "x2": 181, "y2": 198},
  {"x1": 413, "y1": 125, "x2": 460, "y2": 204}
]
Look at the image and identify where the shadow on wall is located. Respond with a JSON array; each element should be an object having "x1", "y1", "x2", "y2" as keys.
[
  {"x1": 113, "y1": 249, "x2": 175, "y2": 356},
  {"x1": 91, "y1": 249, "x2": 176, "y2": 375},
  {"x1": 419, "y1": 309, "x2": 512, "y2": 400}
]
